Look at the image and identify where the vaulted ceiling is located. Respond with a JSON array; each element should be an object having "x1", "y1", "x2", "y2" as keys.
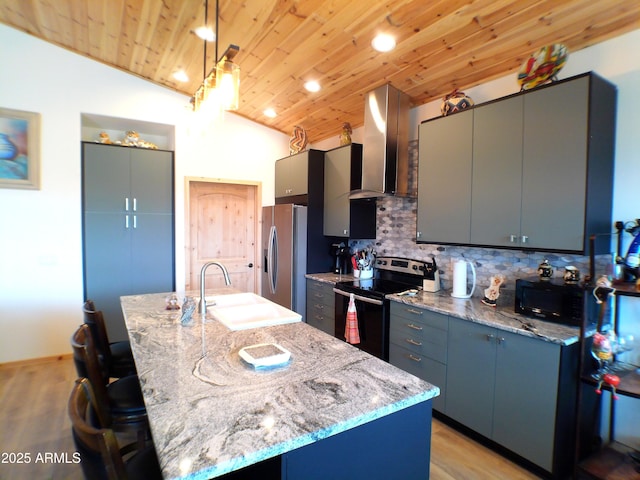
[{"x1": 1, "y1": 0, "x2": 638, "y2": 143}]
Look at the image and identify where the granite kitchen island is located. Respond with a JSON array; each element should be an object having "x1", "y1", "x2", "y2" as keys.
[{"x1": 121, "y1": 291, "x2": 439, "y2": 480}]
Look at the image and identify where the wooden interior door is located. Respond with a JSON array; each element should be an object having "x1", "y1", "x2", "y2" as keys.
[{"x1": 186, "y1": 180, "x2": 260, "y2": 293}]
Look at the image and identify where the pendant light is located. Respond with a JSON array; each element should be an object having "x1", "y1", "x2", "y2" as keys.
[{"x1": 191, "y1": 0, "x2": 240, "y2": 112}]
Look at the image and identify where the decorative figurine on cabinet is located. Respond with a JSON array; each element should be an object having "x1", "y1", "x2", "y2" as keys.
[
  {"x1": 481, "y1": 274, "x2": 505, "y2": 307},
  {"x1": 440, "y1": 89, "x2": 474, "y2": 116},
  {"x1": 289, "y1": 125, "x2": 308, "y2": 155},
  {"x1": 339, "y1": 122, "x2": 352, "y2": 146}
]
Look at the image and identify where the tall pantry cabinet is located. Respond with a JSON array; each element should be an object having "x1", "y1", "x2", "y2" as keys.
[{"x1": 82, "y1": 142, "x2": 175, "y2": 341}]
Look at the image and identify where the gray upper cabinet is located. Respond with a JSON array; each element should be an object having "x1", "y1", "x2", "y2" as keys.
[
  {"x1": 470, "y1": 95, "x2": 524, "y2": 246},
  {"x1": 324, "y1": 145, "x2": 355, "y2": 237},
  {"x1": 520, "y1": 77, "x2": 589, "y2": 251},
  {"x1": 418, "y1": 72, "x2": 616, "y2": 254},
  {"x1": 323, "y1": 144, "x2": 374, "y2": 239},
  {"x1": 417, "y1": 109, "x2": 473, "y2": 244},
  {"x1": 275, "y1": 150, "x2": 311, "y2": 198},
  {"x1": 82, "y1": 142, "x2": 174, "y2": 342}
]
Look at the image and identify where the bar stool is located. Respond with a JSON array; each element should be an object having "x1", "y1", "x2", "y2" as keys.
[
  {"x1": 71, "y1": 324, "x2": 148, "y2": 447},
  {"x1": 68, "y1": 377, "x2": 162, "y2": 480},
  {"x1": 83, "y1": 300, "x2": 136, "y2": 379}
]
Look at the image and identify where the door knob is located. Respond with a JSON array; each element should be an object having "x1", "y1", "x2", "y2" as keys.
[{"x1": 247, "y1": 263, "x2": 254, "y2": 268}]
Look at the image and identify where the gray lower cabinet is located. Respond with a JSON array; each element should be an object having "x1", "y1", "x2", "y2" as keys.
[
  {"x1": 389, "y1": 303, "x2": 448, "y2": 412},
  {"x1": 82, "y1": 142, "x2": 174, "y2": 342},
  {"x1": 305, "y1": 280, "x2": 335, "y2": 335},
  {"x1": 446, "y1": 317, "x2": 579, "y2": 475}
]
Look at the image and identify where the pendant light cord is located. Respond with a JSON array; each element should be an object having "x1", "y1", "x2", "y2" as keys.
[{"x1": 215, "y1": 0, "x2": 219, "y2": 63}]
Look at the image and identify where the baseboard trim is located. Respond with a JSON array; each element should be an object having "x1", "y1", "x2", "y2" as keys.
[{"x1": 0, "y1": 353, "x2": 73, "y2": 369}]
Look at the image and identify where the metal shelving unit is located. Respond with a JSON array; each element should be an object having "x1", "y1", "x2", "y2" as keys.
[{"x1": 575, "y1": 226, "x2": 640, "y2": 479}]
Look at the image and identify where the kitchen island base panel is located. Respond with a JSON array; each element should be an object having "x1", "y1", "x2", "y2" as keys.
[{"x1": 282, "y1": 400, "x2": 432, "y2": 480}]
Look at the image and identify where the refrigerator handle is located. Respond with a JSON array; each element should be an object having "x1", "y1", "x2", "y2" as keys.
[{"x1": 267, "y1": 225, "x2": 277, "y2": 294}]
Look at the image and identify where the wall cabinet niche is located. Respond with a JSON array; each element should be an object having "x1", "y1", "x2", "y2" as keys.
[
  {"x1": 417, "y1": 72, "x2": 616, "y2": 254},
  {"x1": 82, "y1": 142, "x2": 175, "y2": 342}
]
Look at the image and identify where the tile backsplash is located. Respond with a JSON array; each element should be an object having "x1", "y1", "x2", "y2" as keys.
[{"x1": 350, "y1": 141, "x2": 605, "y2": 296}]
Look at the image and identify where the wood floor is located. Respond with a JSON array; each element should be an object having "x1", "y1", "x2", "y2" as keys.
[{"x1": 0, "y1": 356, "x2": 541, "y2": 480}]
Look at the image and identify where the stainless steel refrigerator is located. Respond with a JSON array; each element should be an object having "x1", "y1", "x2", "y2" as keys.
[{"x1": 262, "y1": 204, "x2": 307, "y2": 316}]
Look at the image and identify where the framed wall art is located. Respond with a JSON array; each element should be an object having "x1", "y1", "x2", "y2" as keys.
[{"x1": 0, "y1": 107, "x2": 41, "y2": 189}]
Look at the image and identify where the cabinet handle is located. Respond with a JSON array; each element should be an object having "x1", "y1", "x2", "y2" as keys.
[
  {"x1": 509, "y1": 234, "x2": 517, "y2": 243},
  {"x1": 486, "y1": 334, "x2": 495, "y2": 342},
  {"x1": 133, "y1": 215, "x2": 137, "y2": 229},
  {"x1": 406, "y1": 338, "x2": 423, "y2": 347},
  {"x1": 416, "y1": 231, "x2": 422, "y2": 238},
  {"x1": 521, "y1": 235, "x2": 529, "y2": 244},
  {"x1": 314, "y1": 293, "x2": 325, "y2": 299},
  {"x1": 125, "y1": 197, "x2": 129, "y2": 211},
  {"x1": 133, "y1": 198, "x2": 137, "y2": 211},
  {"x1": 408, "y1": 354, "x2": 422, "y2": 363},
  {"x1": 315, "y1": 315, "x2": 325, "y2": 322},
  {"x1": 125, "y1": 215, "x2": 129, "y2": 229},
  {"x1": 343, "y1": 229, "x2": 348, "y2": 235},
  {"x1": 497, "y1": 337, "x2": 506, "y2": 344},
  {"x1": 407, "y1": 323, "x2": 423, "y2": 331},
  {"x1": 315, "y1": 304, "x2": 324, "y2": 310},
  {"x1": 406, "y1": 308, "x2": 424, "y2": 316}
]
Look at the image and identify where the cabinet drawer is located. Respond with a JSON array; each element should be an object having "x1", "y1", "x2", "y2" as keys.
[
  {"x1": 390, "y1": 322, "x2": 448, "y2": 363},
  {"x1": 306, "y1": 310, "x2": 334, "y2": 336},
  {"x1": 390, "y1": 303, "x2": 449, "y2": 332},
  {"x1": 389, "y1": 344, "x2": 446, "y2": 412},
  {"x1": 307, "y1": 282, "x2": 335, "y2": 307}
]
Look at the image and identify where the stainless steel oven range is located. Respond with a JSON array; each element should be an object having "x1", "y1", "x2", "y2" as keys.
[{"x1": 333, "y1": 257, "x2": 430, "y2": 361}]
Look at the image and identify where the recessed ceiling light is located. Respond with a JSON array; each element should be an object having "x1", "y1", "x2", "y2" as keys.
[
  {"x1": 264, "y1": 108, "x2": 277, "y2": 118},
  {"x1": 371, "y1": 33, "x2": 396, "y2": 52},
  {"x1": 172, "y1": 70, "x2": 189, "y2": 82},
  {"x1": 194, "y1": 26, "x2": 215, "y2": 42},
  {"x1": 304, "y1": 80, "x2": 321, "y2": 92}
]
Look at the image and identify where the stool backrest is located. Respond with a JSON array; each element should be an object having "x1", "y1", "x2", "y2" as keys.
[
  {"x1": 83, "y1": 300, "x2": 113, "y2": 367},
  {"x1": 68, "y1": 378, "x2": 127, "y2": 480},
  {"x1": 70, "y1": 324, "x2": 112, "y2": 427}
]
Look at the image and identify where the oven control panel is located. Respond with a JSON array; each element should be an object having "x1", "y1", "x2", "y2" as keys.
[{"x1": 376, "y1": 257, "x2": 428, "y2": 277}]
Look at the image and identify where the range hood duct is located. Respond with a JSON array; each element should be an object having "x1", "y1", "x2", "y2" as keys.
[{"x1": 350, "y1": 84, "x2": 411, "y2": 199}]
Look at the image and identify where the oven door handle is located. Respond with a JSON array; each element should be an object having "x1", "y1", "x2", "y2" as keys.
[{"x1": 333, "y1": 288, "x2": 384, "y2": 306}]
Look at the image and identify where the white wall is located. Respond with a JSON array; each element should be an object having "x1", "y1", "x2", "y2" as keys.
[{"x1": 0, "y1": 24, "x2": 288, "y2": 363}]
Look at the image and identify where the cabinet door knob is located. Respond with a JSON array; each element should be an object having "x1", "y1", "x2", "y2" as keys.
[
  {"x1": 247, "y1": 263, "x2": 253, "y2": 268},
  {"x1": 486, "y1": 333, "x2": 495, "y2": 342},
  {"x1": 521, "y1": 235, "x2": 529, "y2": 244},
  {"x1": 343, "y1": 229, "x2": 348, "y2": 235},
  {"x1": 510, "y1": 234, "x2": 517, "y2": 243}
]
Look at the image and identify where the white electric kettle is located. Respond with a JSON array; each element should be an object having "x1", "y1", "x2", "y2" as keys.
[{"x1": 451, "y1": 259, "x2": 476, "y2": 299}]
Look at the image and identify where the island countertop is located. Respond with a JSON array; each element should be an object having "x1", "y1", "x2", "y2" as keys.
[{"x1": 121, "y1": 291, "x2": 439, "y2": 480}]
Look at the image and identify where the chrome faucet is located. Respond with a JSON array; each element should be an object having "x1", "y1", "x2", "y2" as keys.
[{"x1": 199, "y1": 261, "x2": 231, "y2": 315}]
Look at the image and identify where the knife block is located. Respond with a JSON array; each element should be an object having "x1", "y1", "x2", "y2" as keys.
[{"x1": 423, "y1": 271, "x2": 440, "y2": 292}]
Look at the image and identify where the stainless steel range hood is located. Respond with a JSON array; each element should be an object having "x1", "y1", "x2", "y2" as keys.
[{"x1": 350, "y1": 84, "x2": 411, "y2": 199}]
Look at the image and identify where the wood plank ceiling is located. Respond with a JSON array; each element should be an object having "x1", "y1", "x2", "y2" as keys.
[{"x1": 1, "y1": 0, "x2": 638, "y2": 143}]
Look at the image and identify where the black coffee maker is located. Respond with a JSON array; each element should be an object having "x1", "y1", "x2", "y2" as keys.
[{"x1": 331, "y1": 243, "x2": 351, "y2": 274}]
